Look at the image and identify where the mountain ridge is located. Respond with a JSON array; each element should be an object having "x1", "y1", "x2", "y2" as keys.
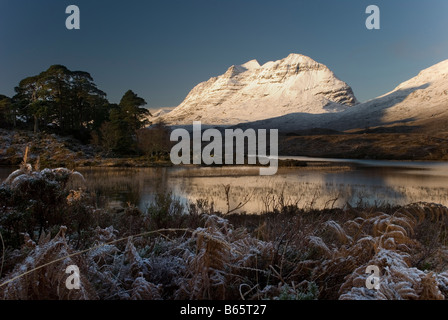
[
  {"x1": 238, "y1": 57, "x2": 448, "y2": 132},
  {"x1": 157, "y1": 53, "x2": 358, "y2": 125},
  {"x1": 155, "y1": 54, "x2": 448, "y2": 135}
]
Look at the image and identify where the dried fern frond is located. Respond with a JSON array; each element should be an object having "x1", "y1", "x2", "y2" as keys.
[
  {"x1": 131, "y1": 274, "x2": 162, "y2": 300},
  {"x1": 183, "y1": 226, "x2": 230, "y2": 299},
  {"x1": 307, "y1": 236, "x2": 332, "y2": 258},
  {"x1": 323, "y1": 220, "x2": 352, "y2": 245},
  {"x1": 123, "y1": 237, "x2": 150, "y2": 278},
  {"x1": 420, "y1": 272, "x2": 444, "y2": 300},
  {"x1": 0, "y1": 226, "x2": 97, "y2": 300}
]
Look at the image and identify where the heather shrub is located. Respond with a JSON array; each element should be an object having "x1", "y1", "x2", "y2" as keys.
[
  {"x1": 0, "y1": 162, "x2": 87, "y2": 247},
  {"x1": 2, "y1": 161, "x2": 448, "y2": 300}
]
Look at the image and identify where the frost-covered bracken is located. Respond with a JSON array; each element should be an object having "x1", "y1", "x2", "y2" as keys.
[
  {"x1": 2, "y1": 164, "x2": 448, "y2": 300},
  {"x1": 4, "y1": 166, "x2": 85, "y2": 190},
  {"x1": 0, "y1": 226, "x2": 97, "y2": 300}
]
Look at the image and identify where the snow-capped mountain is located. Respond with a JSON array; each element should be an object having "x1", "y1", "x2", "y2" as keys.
[
  {"x1": 156, "y1": 54, "x2": 448, "y2": 132},
  {"x1": 240, "y1": 58, "x2": 448, "y2": 132},
  {"x1": 331, "y1": 59, "x2": 448, "y2": 131},
  {"x1": 148, "y1": 107, "x2": 175, "y2": 119},
  {"x1": 157, "y1": 53, "x2": 358, "y2": 125}
]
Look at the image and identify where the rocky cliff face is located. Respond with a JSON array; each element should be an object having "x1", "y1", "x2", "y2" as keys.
[{"x1": 158, "y1": 53, "x2": 358, "y2": 125}]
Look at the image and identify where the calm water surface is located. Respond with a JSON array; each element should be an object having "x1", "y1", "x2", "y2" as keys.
[{"x1": 1, "y1": 158, "x2": 448, "y2": 213}]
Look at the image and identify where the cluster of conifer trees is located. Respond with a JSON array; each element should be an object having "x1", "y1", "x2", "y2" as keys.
[{"x1": 0, "y1": 65, "x2": 153, "y2": 155}]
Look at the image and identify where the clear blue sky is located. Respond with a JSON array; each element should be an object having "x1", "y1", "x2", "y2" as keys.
[{"x1": 0, "y1": 0, "x2": 447, "y2": 109}]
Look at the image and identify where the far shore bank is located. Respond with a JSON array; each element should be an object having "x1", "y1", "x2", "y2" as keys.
[{"x1": 2, "y1": 128, "x2": 448, "y2": 171}]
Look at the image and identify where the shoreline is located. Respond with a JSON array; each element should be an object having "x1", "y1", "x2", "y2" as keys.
[
  {"x1": 2, "y1": 128, "x2": 448, "y2": 171},
  {"x1": 1, "y1": 156, "x2": 445, "y2": 171}
]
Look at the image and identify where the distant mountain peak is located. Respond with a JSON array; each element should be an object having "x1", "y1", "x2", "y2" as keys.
[
  {"x1": 158, "y1": 53, "x2": 358, "y2": 126},
  {"x1": 240, "y1": 59, "x2": 260, "y2": 70},
  {"x1": 394, "y1": 59, "x2": 448, "y2": 92},
  {"x1": 236, "y1": 58, "x2": 448, "y2": 132}
]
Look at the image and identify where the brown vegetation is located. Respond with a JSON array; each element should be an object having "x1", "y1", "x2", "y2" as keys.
[
  {"x1": 280, "y1": 129, "x2": 448, "y2": 160},
  {"x1": 2, "y1": 158, "x2": 448, "y2": 300}
]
